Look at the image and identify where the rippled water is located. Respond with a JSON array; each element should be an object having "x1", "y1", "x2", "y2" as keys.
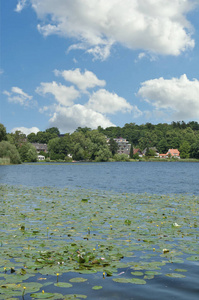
[{"x1": 0, "y1": 161, "x2": 199, "y2": 195}]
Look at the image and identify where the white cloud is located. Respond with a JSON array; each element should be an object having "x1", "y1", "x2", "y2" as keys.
[
  {"x1": 49, "y1": 104, "x2": 114, "y2": 133},
  {"x1": 15, "y1": 0, "x2": 27, "y2": 12},
  {"x1": 137, "y1": 74, "x2": 199, "y2": 121},
  {"x1": 36, "y1": 81, "x2": 80, "y2": 106},
  {"x1": 0, "y1": 69, "x2": 4, "y2": 75},
  {"x1": 30, "y1": 0, "x2": 195, "y2": 59},
  {"x1": 54, "y1": 68, "x2": 106, "y2": 91},
  {"x1": 11, "y1": 127, "x2": 40, "y2": 135},
  {"x1": 3, "y1": 87, "x2": 34, "y2": 106},
  {"x1": 87, "y1": 89, "x2": 134, "y2": 114}
]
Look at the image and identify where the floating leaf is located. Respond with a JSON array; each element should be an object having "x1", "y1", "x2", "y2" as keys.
[
  {"x1": 54, "y1": 282, "x2": 73, "y2": 288},
  {"x1": 131, "y1": 271, "x2": 143, "y2": 276},
  {"x1": 92, "y1": 286, "x2": 103, "y2": 290},
  {"x1": 69, "y1": 277, "x2": 88, "y2": 283},
  {"x1": 30, "y1": 292, "x2": 54, "y2": 299},
  {"x1": 166, "y1": 273, "x2": 186, "y2": 278}
]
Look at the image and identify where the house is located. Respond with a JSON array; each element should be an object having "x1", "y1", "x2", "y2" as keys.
[
  {"x1": 32, "y1": 143, "x2": 48, "y2": 153},
  {"x1": 159, "y1": 149, "x2": 180, "y2": 158},
  {"x1": 37, "y1": 155, "x2": 45, "y2": 160},
  {"x1": 133, "y1": 148, "x2": 143, "y2": 157},
  {"x1": 166, "y1": 149, "x2": 180, "y2": 158},
  {"x1": 159, "y1": 153, "x2": 168, "y2": 158},
  {"x1": 114, "y1": 138, "x2": 131, "y2": 156}
]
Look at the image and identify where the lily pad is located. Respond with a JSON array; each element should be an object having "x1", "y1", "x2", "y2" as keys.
[
  {"x1": 166, "y1": 273, "x2": 186, "y2": 278},
  {"x1": 54, "y1": 282, "x2": 73, "y2": 288},
  {"x1": 69, "y1": 277, "x2": 88, "y2": 283},
  {"x1": 92, "y1": 286, "x2": 103, "y2": 290},
  {"x1": 30, "y1": 292, "x2": 55, "y2": 299}
]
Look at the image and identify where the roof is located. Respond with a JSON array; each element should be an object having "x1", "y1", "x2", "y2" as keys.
[
  {"x1": 133, "y1": 148, "x2": 142, "y2": 154},
  {"x1": 167, "y1": 149, "x2": 180, "y2": 156}
]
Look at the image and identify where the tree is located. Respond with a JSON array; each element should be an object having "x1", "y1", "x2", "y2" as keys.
[
  {"x1": 190, "y1": 141, "x2": 199, "y2": 159},
  {"x1": 45, "y1": 127, "x2": 60, "y2": 136},
  {"x1": 109, "y1": 138, "x2": 118, "y2": 156},
  {"x1": 86, "y1": 130, "x2": 111, "y2": 161},
  {"x1": 7, "y1": 131, "x2": 26, "y2": 149},
  {"x1": 27, "y1": 132, "x2": 38, "y2": 143},
  {"x1": 48, "y1": 135, "x2": 71, "y2": 160},
  {"x1": 18, "y1": 143, "x2": 38, "y2": 162},
  {"x1": 70, "y1": 131, "x2": 88, "y2": 160},
  {"x1": 0, "y1": 124, "x2": 7, "y2": 142},
  {"x1": 0, "y1": 141, "x2": 21, "y2": 164},
  {"x1": 179, "y1": 141, "x2": 190, "y2": 158},
  {"x1": 129, "y1": 144, "x2": 134, "y2": 159}
]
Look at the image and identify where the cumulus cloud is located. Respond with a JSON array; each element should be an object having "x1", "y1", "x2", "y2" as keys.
[
  {"x1": 49, "y1": 104, "x2": 114, "y2": 133},
  {"x1": 15, "y1": 0, "x2": 28, "y2": 12},
  {"x1": 36, "y1": 68, "x2": 140, "y2": 132},
  {"x1": 11, "y1": 126, "x2": 40, "y2": 135},
  {"x1": 36, "y1": 81, "x2": 80, "y2": 106},
  {"x1": 3, "y1": 87, "x2": 35, "y2": 106},
  {"x1": 87, "y1": 89, "x2": 134, "y2": 114},
  {"x1": 137, "y1": 74, "x2": 199, "y2": 120},
  {"x1": 30, "y1": 0, "x2": 195, "y2": 59},
  {"x1": 54, "y1": 68, "x2": 106, "y2": 91}
]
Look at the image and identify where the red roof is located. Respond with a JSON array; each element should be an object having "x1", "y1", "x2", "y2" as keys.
[{"x1": 166, "y1": 149, "x2": 180, "y2": 156}]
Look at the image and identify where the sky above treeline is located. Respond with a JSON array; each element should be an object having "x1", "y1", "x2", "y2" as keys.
[{"x1": 1, "y1": 0, "x2": 199, "y2": 134}]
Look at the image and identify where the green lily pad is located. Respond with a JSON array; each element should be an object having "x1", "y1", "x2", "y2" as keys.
[
  {"x1": 54, "y1": 282, "x2": 73, "y2": 288},
  {"x1": 166, "y1": 273, "x2": 186, "y2": 278},
  {"x1": 30, "y1": 292, "x2": 54, "y2": 299},
  {"x1": 174, "y1": 269, "x2": 187, "y2": 272},
  {"x1": 92, "y1": 286, "x2": 103, "y2": 290},
  {"x1": 69, "y1": 277, "x2": 88, "y2": 283},
  {"x1": 129, "y1": 278, "x2": 146, "y2": 284},
  {"x1": 131, "y1": 271, "x2": 143, "y2": 276}
]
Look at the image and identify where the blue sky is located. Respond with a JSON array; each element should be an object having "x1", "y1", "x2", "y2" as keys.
[{"x1": 1, "y1": 0, "x2": 199, "y2": 134}]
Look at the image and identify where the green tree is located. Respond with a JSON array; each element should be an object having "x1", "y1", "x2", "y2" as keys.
[
  {"x1": 48, "y1": 135, "x2": 71, "y2": 160},
  {"x1": 18, "y1": 143, "x2": 37, "y2": 162},
  {"x1": 7, "y1": 131, "x2": 26, "y2": 149},
  {"x1": 45, "y1": 127, "x2": 60, "y2": 136},
  {"x1": 179, "y1": 141, "x2": 190, "y2": 158},
  {"x1": 0, "y1": 141, "x2": 21, "y2": 164},
  {"x1": 190, "y1": 141, "x2": 199, "y2": 159},
  {"x1": 27, "y1": 132, "x2": 38, "y2": 143},
  {"x1": 70, "y1": 131, "x2": 88, "y2": 161},
  {"x1": 86, "y1": 130, "x2": 111, "y2": 161},
  {"x1": 109, "y1": 138, "x2": 118, "y2": 156},
  {"x1": 0, "y1": 124, "x2": 7, "y2": 142}
]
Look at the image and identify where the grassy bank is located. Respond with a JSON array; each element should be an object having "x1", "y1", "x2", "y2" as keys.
[{"x1": 0, "y1": 157, "x2": 10, "y2": 165}]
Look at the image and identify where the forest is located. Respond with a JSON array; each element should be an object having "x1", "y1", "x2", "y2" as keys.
[{"x1": 0, "y1": 121, "x2": 199, "y2": 164}]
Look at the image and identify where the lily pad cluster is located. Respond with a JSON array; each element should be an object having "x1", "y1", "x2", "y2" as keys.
[{"x1": 0, "y1": 184, "x2": 198, "y2": 299}]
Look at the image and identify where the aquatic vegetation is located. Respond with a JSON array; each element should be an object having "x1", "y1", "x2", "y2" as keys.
[{"x1": 0, "y1": 184, "x2": 198, "y2": 299}]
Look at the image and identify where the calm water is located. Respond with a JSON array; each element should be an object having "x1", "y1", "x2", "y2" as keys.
[
  {"x1": 0, "y1": 162, "x2": 198, "y2": 299},
  {"x1": 0, "y1": 161, "x2": 198, "y2": 195}
]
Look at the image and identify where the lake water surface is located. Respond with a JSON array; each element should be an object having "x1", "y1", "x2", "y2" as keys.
[
  {"x1": 0, "y1": 161, "x2": 199, "y2": 195},
  {"x1": 0, "y1": 162, "x2": 198, "y2": 300}
]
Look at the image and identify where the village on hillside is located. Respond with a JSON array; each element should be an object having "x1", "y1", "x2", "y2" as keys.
[{"x1": 34, "y1": 137, "x2": 180, "y2": 161}]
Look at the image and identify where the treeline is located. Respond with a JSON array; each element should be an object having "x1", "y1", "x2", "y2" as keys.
[
  {"x1": 98, "y1": 121, "x2": 199, "y2": 159},
  {"x1": 0, "y1": 124, "x2": 38, "y2": 164},
  {"x1": 0, "y1": 121, "x2": 199, "y2": 164}
]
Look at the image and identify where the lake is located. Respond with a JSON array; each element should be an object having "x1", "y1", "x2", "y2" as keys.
[
  {"x1": 0, "y1": 162, "x2": 198, "y2": 300},
  {"x1": 1, "y1": 161, "x2": 199, "y2": 194}
]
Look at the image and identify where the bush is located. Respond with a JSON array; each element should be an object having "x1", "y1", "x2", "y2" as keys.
[
  {"x1": 0, "y1": 141, "x2": 21, "y2": 164},
  {"x1": 18, "y1": 143, "x2": 38, "y2": 162},
  {"x1": 113, "y1": 154, "x2": 130, "y2": 161}
]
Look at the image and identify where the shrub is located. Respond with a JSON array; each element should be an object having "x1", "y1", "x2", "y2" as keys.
[{"x1": 0, "y1": 141, "x2": 21, "y2": 164}]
